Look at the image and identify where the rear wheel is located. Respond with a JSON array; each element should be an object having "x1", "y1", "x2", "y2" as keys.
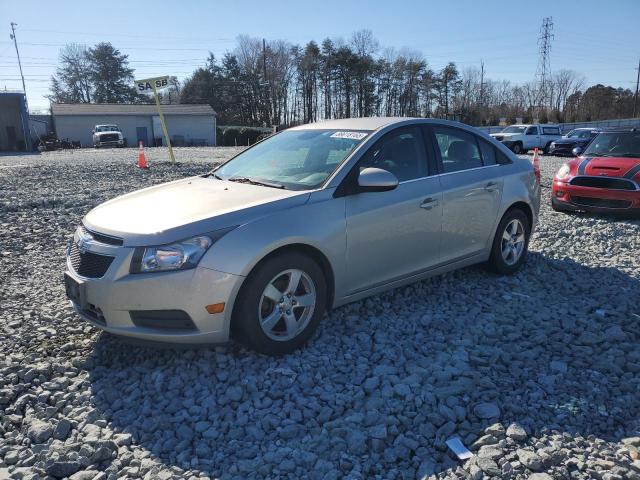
[
  {"x1": 233, "y1": 252, "x2": 327, "y2": 355},
  {"x1": 487, "y1": 208, "x2": 531, "y2": 274},
  {"x1": 511, "y1": 142, "x2": 523, "y2": 154}
]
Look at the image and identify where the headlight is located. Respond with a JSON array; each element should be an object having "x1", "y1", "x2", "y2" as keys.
[
  {"x1": 556, "y1": 163, "x2": 571, "y2": 180},
  {"x1": 131, "y1": 235, "x2": 213, "y2": 273},
  {"x1": 550, "y1": 142, "x2": 555, "y2": 148}
]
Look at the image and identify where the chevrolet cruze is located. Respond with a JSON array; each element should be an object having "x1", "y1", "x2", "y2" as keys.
[{"x1": 64, "y1": 118, "x2": 540, "y2": 355}]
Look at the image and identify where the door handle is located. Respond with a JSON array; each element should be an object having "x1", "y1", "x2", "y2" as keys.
[
  {"x1": 420, "y1": 197, "x2": 439, "y2": 210},
  {"x1": 484, "y1": 181, "x2": 499, "y2": 192}
]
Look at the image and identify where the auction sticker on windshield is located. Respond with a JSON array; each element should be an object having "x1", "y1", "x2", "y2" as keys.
[{"x1": 330, "y1": 131, "x2": 368, "y2": 140}]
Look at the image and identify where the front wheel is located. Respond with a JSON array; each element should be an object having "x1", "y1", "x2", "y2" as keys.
[
  {"x1": 511, "y1": 142, "x2": 523, "y2": 154},
  {"x1": 487, "y1": 209, "x2": 531, "y2": 274},
  {"x1": 233, "y1": 252, "x2": 327, "y2": 355},
  {"x1": 543, "y1": 142, "x2": 552, "y2": 155}
]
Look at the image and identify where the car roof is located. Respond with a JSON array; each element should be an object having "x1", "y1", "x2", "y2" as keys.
[
  {"x1": 289, "y1": 117, "x2": 417, "y2": 131},
  {"x1": 598, "y1": 128, "x2": 639, "y2": 133}
]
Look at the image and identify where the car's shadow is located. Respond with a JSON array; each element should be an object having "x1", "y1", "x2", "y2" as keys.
[{"x1": 86, "y1": 252, "x2": 640, "y2": 477}]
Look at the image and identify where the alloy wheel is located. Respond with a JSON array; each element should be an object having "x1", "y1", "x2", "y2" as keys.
[
  {"x1": 258, "y1": 269, "x2": 316, "y2": 341},
  {"x1": 501, "y1": 219, "x2": 526, "y2": 266}
]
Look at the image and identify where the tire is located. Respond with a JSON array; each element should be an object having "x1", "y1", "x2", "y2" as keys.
[
  {"x1": 487, "y1": 208, "x2": 531, "y2": 275},
  {"x1": 511, "y1": 142, "x2": 523, "y2": 154},
  {"x1": 233, "y1": 252, "x2": 327, "y2": 355},
  {"x1": 551, "y1": 197, "x2": 569, "y2": 213},
  {"x1": 543, "y1": 142, "x2": 552, "y2": 155}
]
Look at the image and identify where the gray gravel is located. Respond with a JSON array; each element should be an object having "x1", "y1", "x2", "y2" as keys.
[{"x1": 1, "y1": 147, "x2": 639, "y2": 479}]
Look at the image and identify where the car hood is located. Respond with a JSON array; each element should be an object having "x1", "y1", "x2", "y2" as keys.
[
  {"x1": 490, "y1": 132, "x2": 519, "y2": 139},
  {"x1": 574, "y1": 156, "x2": 640, "y2": 179},
  {"x1": 555, "y1": 138, "x2": 586, "y2": 145},
  {"x1": 83, "y1": 176, "x2": 309, "y2": 246}
]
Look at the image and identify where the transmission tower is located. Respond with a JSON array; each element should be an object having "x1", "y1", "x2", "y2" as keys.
[{"x1": 535, "y1": 17, "x2": 553, "y2": 121}]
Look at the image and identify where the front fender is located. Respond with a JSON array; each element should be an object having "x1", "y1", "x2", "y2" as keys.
[{"x1": 198, "y1": 189, "x2": 347, "y2": 302}]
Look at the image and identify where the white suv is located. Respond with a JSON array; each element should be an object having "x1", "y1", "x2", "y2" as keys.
[{"x1": 490, "y1": 124, "x2": 561, "y2": 154}]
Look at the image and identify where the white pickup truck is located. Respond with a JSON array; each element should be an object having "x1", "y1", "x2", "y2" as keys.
[
  {"x1": 92, "y1": 124, "x2": 126, "y2": 148},
  {"x1": 490, "y1": 124, "x2": 562, "y2": 154}
]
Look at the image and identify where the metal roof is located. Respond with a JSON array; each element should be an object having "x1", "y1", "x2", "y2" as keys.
[{"x1": 51, "y1": 103, "x2": 216, "y2": 116}]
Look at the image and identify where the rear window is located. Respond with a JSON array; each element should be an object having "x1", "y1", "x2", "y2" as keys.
[{"x1": 543, "y1": 127, "x2": 559, "y2": 135}]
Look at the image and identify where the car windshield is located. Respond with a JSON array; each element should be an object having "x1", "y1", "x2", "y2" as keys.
[
  {"x1": 502, "y1": 126, "x2": 526, "y2": 134},
  {"x1": 214, "y1": 129, "x2": 370, "y2": 190},
  {"x1": 583, "y1": 132, "x2": 640, "y2": 158},
  {"x1": 566, "y1": 129, "x2": 596, "y2": 139},
  {"x1": 96, "y1": 126, "x2": 119, "y2": 132}
]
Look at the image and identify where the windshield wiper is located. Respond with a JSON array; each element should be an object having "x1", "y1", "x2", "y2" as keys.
[{"x1": 228, "y1": 176, "x2": 286, "y2": 189}]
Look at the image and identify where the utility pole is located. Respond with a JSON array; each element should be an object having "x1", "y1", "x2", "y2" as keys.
[
  {"x1": 479, "y1": 60, "x2": 485, "y2": 123},
  {"x1": 633, "y1": 58, "x2": 640, "y2": 118},
  {"x1": 535, "y1": 17, "x2": 553, "y2": 122},
  {"x1": 9, "y1": 22, "x2": 28, "y2": 111}
]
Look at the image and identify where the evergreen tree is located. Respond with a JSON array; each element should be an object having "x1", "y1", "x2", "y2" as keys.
[{"x1": 88, "y1": 43, "x2": 141, "y2": 103}]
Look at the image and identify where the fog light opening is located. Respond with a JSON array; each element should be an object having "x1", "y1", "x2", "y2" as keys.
[{"x1": 556, "y1": 190, "x2": 564, "y2": 197}]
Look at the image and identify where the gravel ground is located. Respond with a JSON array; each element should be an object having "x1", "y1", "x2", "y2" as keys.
[{"x1": 1, "y1": 146, "x2": 639, "y2": 480}]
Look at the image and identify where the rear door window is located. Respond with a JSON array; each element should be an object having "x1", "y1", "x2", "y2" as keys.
[
  {"x1": 432, "y1": 127, "x2": 483, "y2": 173},
  {"x1": 479, "y1": 139, "x2": 496, "y2": 166}
]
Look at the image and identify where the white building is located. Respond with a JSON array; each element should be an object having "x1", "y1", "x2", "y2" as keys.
[{"x1": 52, "y1": 103, "x2": 216, "y2": 148}]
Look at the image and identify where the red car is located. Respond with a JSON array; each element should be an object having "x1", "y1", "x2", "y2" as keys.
[{"x1": 552, "y1": 129, "x2": 640, "y2": 215}]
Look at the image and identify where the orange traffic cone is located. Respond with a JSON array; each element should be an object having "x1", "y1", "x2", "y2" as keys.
[
  {"x1": 532, "y1": 147, "x2": 540, "y2": 183},
  {"x1": 137, "y1": 141, "x2": 149, "y2": 169}
]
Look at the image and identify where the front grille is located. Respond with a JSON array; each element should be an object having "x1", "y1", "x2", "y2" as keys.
[
  {"x1": 80, "y1": 225, "x2": 123, "y2": 246},
  {"x1": 570, "y1": 176, "x2": 637, "y2": 191},
  {"x1": 69, "y1": 242, "x2": 114, "y2": 278},
  {"x1": 570, "y1": 196, "x2": 632, "y2": 209},
  {"x1": 99, "y1": 134, "x2": 119, "y2": 142}
]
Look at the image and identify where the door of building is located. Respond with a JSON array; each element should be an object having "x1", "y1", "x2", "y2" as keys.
[
  {"x1": 136, "y1": 127, "x2": 148, "y2": 147},
  {"x1": 6, "y1": 126, "x2": 17, "y2": 150}
]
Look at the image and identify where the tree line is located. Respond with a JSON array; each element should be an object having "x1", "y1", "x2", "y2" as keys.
[{"x1": 50, "y1": 33, "x2": 638, "y2": 127}]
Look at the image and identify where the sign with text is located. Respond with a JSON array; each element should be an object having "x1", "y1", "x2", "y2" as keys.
[{"x1": 136, "y1": 76, "x2": 170, "y2": 93}]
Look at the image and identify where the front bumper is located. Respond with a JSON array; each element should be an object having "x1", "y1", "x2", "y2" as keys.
[
  {"x1": 552, "y1": 179, "x2": 640, "y2": 214},
  {"x1": 65, "y1": 244, "x2": 245, "y2": 344},
  {"x1": 95, "y1": 139, "x2": 124, "y2": 147},
  {"x1": 548, "y1": 145, "x2": 575, "y2": 156}
]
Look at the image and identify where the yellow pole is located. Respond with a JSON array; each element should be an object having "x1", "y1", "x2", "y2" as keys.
[{"x1": 151, "y1": 82, "x2": 176, "y2": 163}]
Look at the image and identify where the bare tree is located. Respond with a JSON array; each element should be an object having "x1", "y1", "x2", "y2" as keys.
[{"x1": 49, "y1": 44, "x2": 93, "y2": 103}]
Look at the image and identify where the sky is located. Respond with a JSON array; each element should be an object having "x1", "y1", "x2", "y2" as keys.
[{"x1": 1, "y1": 0, "x2": 639, "y2": 112}]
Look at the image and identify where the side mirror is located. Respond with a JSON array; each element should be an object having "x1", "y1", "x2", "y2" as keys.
[
  {"x1": 357, "y1": 167, "x2": 399, "y2": 192},
  {"x1": 572, "y1": 146, "x2": 583, "y2": 157}
]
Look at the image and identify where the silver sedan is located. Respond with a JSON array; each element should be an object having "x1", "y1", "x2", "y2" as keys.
[{"x1": 64, "y1": 118, "x2": 540, "y2": 355}]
